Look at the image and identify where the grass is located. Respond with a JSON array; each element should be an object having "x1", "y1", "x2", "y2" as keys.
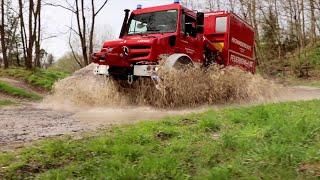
[
  {"x1": 297, "y1": 43, "x2": 320, "y2": 67},
  {"x1": 0, "y1": 81, "x2": 42, "y2": 100},
  {"x1": 1, "y1": 100, "x2": 320, "y2": 179},
  {"x1": 278, "y1": 43, "x2": 320, "y2": 86},
  {"x1": 0, "y1": 99, "x2": 16, "y2": 107},
  {"x1": 279, "y1": 76, "x2": 320, "y2": 88},
  {"x1": 266, "y1": 42, "x2": 320, "y2": 78},
  {"x1": 0, "y1": 67, "x2": 69, "y2": 90},
  {"x1": 304, "y1": 81, "x2": 320, "y2": 87},
  {"x1": 289, "y1": 79, "x2": 320, "y2": 88}
]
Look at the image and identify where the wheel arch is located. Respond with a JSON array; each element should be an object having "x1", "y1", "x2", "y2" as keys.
[{"x1": 164, "y1": 53, "x2": 194, "y2": 69}]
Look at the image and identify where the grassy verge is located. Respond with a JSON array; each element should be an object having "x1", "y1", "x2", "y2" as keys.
[
  {"x1": 0, "y1": 100, "x2": 16, "y2": 107},
  {"x1": 0, "y1": 81, "x2": 42, "y2": 100},
  {"x1": 1, "y1": 100, "x2": 320, "y2": 179},
  {"x1": 290, "y1": 79, "x2": 320, "y2": 88},
  {"x1": 292, "y1": 80, "x2": 320, "y2": 88},
  {"x1": 279, "y1": 77, "x2": 320, "y2": 88},
  {"x1": 0, "y1": 67, "x2": 69, "y2": 90}
]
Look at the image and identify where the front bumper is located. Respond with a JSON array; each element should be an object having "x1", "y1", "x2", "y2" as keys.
[
  {"x1": 94, "y1": 64, "x2": 159, "y2": 77},
  {"x1": 93, "y1": 64, "x2": 109, "y2": 76},
  {"x1": 133, "y1": 65, "x2": 159, "y2": 77}
]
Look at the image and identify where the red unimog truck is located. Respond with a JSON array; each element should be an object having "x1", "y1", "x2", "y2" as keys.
[{"x1": 92, "y1": 0, "x2": 255, "y2": 84}]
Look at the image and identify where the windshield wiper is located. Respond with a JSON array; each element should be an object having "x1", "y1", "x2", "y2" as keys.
[{"x1": 147, "y1": 29, "x2": 161, "y2": 33}]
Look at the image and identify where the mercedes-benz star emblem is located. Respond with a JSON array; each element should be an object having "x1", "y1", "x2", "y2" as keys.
[{"x1": 123, "y1": 46, "x2": 130, "y2": 56}]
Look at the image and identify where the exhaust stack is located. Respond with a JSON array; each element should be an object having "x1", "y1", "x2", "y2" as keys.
[{"x1": 119, "y1": 9, "x2": 130, "y2": 38}]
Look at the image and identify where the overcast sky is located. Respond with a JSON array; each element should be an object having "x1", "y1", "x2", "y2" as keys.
[{"x1": 41, "y1": 0, "x2": 173, "y2": 59}]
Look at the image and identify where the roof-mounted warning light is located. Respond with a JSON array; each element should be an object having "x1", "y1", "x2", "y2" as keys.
[
  {"x1": 174, "y1": 0, "x2": 180, "y2": 3},
  {"x1": 137, "y1": 4, "x2": 142, "y2": 9}
]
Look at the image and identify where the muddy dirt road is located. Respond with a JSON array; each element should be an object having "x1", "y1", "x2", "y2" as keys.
[{"x1": 1, "y1": 86, "x2": 320, "y2": 147}]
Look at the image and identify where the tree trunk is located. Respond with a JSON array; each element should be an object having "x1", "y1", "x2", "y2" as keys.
[
  {"x1": 74, "y1": 0, "x2": 88, "y2": 66},
  {"x1": 251, "y1": 0, "x2": 262, "y2": 65},
  {"x1": 26, "y1": 0, "x2": 34, "y2": 69},
  {"x1": 301, "y1": 0, "x2": 306, "y2": 47},
  {"x1": 34, "y1": 0, "x2": 41, "y2": 68},
  {"x1": 296, "y1": 0, "x2": 303, "y2": 48},
  {"x1": 1, "y1": 0, "x2": 8, "y2": 69},
  {"x1": 81, "y1": 0, "x2": 88, "y2": 66},
  {"x1": 89, "y1": 0, "x2": 95, "y2": 64},
  {"x1": 15, "y1": 40, "x2": 20, "y2": 66},
  {"x1": 18, "y1": 0, "x2": 27, "y2": 63},
  {"x1": 309, "y1": 0, "x2": 316, "y2": 44}
]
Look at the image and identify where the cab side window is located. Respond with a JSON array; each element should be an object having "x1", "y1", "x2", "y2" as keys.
[
  {"x1": 181, "y1": 13, "x2": 185, "y2": 33},
  {"x1": 182, "y1": 13, "x2": 196, "y2": 37}
]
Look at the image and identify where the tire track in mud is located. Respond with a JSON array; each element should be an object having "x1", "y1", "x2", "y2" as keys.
[{"x1": 0, "y1": 105, "x2": 82, "y2": 146}]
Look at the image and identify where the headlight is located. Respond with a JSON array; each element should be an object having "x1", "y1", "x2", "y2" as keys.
[{"x1": 107, "y1": 47, "x2": 114, "y2": 53}]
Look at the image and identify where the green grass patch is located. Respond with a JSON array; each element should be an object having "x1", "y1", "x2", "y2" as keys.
[
  {"x1": 0, "y1": 67, "x2": 69, "y2": 90},
  {"x1": 0, "y1": 99, "x2": 16, "y2": 107},
  {"x1": 0, "y1": 81, "x2": 42, "y2": 100},
  {"x1": 290, "y1": 43, "x2": 320, "y2": 77},
  {"x1": 1, "y1": 100, "x2": 320, "y2": 179}
]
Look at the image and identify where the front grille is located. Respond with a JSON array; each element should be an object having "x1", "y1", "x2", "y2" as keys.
[
  {"x1": 128, "y1": 45, "x2": 151, "y2": 61},
  {"x1": 130, "y1": 53, "x2": 149, "y2": 59},
  {"x1": 129, "y1": 45, "x2": 150, "y2": 49}
]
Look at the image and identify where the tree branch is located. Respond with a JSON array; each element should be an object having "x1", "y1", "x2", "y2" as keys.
[
  {"x1": 94, "y1": 0, "x2": 109, "y2": 16},
  {"x1": 43, "y1": 2, "x2": 76, "y2": 13},
  {"x1": 68, "y1": 31, "x2": 83, "y2": 68}
]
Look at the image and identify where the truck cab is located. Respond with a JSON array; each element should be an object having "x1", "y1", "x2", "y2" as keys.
[{"x1": 92, "y1": 1, "x2": 205, "y2": 80}]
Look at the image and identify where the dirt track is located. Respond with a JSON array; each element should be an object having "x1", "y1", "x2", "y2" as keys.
[{"x1": 0, "y1": 86, "x2": 320, "y2": 148}]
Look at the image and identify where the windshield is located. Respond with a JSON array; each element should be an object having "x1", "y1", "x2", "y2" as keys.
[{"x1": 128, "y1": 10, "x2": 178, "y2": 35}]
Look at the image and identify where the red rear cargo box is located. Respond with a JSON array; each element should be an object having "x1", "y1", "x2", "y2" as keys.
[{"x1": 204, "y1": 11, "x2": 256, "y2": 73}]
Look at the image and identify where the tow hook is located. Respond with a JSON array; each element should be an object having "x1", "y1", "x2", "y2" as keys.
[
  {"x1": 151, "y1": 74, "x2": 160, "y2": 84},
  {"x1": 127, "y1": 75, "x2": 133, "y2": 84},
  {"x1": 151, "y1": 73, "x2": 162, "y2": 90}
]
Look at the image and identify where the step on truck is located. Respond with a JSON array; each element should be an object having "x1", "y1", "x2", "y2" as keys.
[{"x1": 92, "y1": 0, "x2": 256, "y2": 84}]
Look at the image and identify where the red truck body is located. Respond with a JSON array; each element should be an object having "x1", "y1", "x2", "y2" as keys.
[
  {"x1": 204, "y1": 11, "x2": 255, "y2": 72},
  {"x1": 92, "y1": 2, "x2": 255, "y2": 79}
]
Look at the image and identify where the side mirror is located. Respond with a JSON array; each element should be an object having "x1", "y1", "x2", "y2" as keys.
[{"x1": 196, "y1": 12, "x2": 204, "y2": 33}]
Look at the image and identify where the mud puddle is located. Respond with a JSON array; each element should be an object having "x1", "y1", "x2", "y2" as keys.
[
  {"x1": 1, "y1": 63, "x2": 320, "y2": 149},
  {"x1": 1, "y1": 85, "x2": 319, "y2": 149}
]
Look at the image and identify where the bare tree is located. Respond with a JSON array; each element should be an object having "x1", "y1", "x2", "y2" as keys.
[
  {"x1": 17, "y1": 0, "x2": 42, "y2": 69},
  {"x1": 89, "y1": 0, "x2": 108, "y2": 61},
  {"x1": 205, "y1": 0, "x2": 223, "y2": 11},
  {"x1": 48, "y1": 0, "x2": 109, "y2": 66},
  {"x1": 18, "y1": 0, "x2": 27, "y2": 63}
]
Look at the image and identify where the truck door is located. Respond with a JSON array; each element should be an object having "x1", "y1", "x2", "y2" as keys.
[{"x1": 178, "y1": 11, "x2": 203, "y2": 62}]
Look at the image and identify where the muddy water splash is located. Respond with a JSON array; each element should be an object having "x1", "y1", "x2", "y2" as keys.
[{"x1": 44, "y1": 64, "x2": 279, "y2": 109}]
